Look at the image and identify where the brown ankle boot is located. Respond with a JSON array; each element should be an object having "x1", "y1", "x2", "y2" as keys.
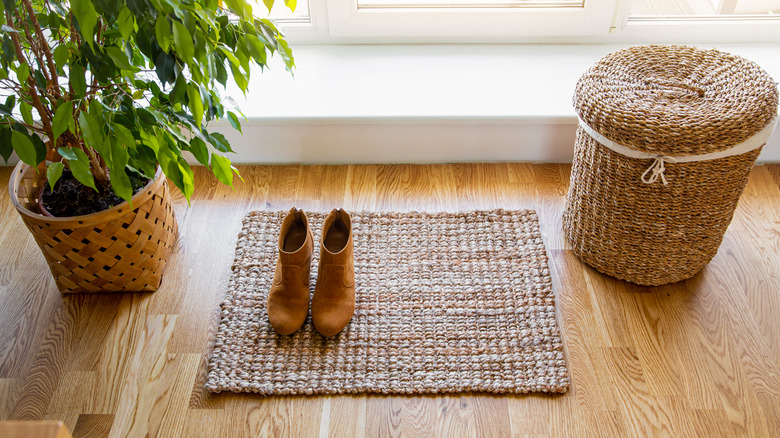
[
  {"x1": 267, "y1": 208, "x2": 314, "y2": 335},
  {"x1": 311, "y1": 209, "x2": 355, "y2": 337}
]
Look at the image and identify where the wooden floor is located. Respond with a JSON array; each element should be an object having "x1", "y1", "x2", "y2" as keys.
[{"x1": 1, "y1": 163, "x2": 779, "y2": 437}]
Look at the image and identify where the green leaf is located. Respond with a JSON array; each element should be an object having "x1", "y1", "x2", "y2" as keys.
[
  {"x1": 117, "y1": 7, "x2": 134, "y2": 40},
  {"x1": 135, "y1": 144, "x2": 158, "y2": 178},
  {"x1": 20, "y1": 101, "x2": 33, "y2": 126},
  {"x1": 0, "y1": 127, "x2": 12, "y2": 163},
  {"x1": 157, "y1": 139, "x2": 185, "y2": 196},
  {"x1": 65, "y1": 147, "x2": 97, "y2": 191},
  {"x1": 262, "y1": 0, "x2": 274, "y2": 13},
  {"x1": 189, "y1": 137, "x2": 209, "y2": 166},
  {"x1": 32, "y1": 134, "x2": 47, "y2": 164},
  {"x1": 16, "y1": 63, "x2": 30, "y2": 84},
  {"x1": 70, "y1": 65, "x2": 86, "y2": 98},
  {"x1": 112, "y1": 123, "x2": 136, "y2": 151},
  {"x1": 171, "y1": 20, "x2": 194, "y2": 62},
  {"x1": 276, "y1": 37, "x2": 295, "y2": 71},
  {"x1": 52, "y1": 44, "x2": 70, "y2": 66},
  {"x1": 110, "y1": 168, "x2": 133, "y2": 203},
  {"x1": 284, "y1": 0, "x2": 296, "y2": 13},
  {"x1": 46, "y1": 162, "x2": 64, "y2": 191},
  {"x1": 218, "y1": 45, "x2": 241, "y2": 67},
  {"x1": 230, "y1": 63, "x2": 247, "y2": 93},
  {"x1": 187, "y1": 84, "x2": 203, "y2": 128},
  {"x1": 225, "y1": 0, "x2": 251, "y2": 18},
  {"x1": 209, "y1": 132, "x2": 233, "y2": 153},
  {"x1": 109, "y1": 140, "x2": 132, "y2": 202},
  {"x1": 11, "y1": 131, "x2": 38, "y2": 166},
  {"x1": 170, "y1": 75, "x2": 186, "y2": 104},
  {"x1": 51, "y1": 103, "x2": 73, "y2": 147},
  {"x1": 69, "y1": 161, "x2": 97, "y2": 191},
  {"x1": 57, "y1": 147, "x2": 78, "y2": 161},
  {"x1": 106, "y1": 47, "x2": 133, "y2": 71},
  {"x1": 210, "y1": 153, "x2": 234, "y2": 187},
  {"x1": 139, "y1": 129, "x2": 160, "y2": 153},
  {"x1": 227, "y1": 111, "x2": 242, "y2": 134},
  {"x1": 155, "y1": 51, "x2": 175, "y2": 85},
  {"x1": 71, "y1": 0, "x2": 98, "y2": 48},
  {"x1": 4, "y1": 94, "x2": 14, "y2": 109},
  {"x1": 245, "y1": 35, "x2": 267, "y2": 66},
  {"x1": 2, "y1": 35, "x2": 14, "y2": 64},
  {"x1": 136, "y1": 107, "x2": 157, "y2": 126},
  {"x1": 177, "y1": 158, "x2": 194, "y2": 200},
  {"x1": 155, "y1": 15, "x2": 171, "y2": 52},
  {"x1": 78, "y1": 111, "x2": 105, "y2": 158}
]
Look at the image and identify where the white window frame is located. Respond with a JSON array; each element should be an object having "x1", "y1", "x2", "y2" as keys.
[
  {"x1": 277, "y1": 0, "x2": 780, "y2": 44},
  {"x1": 325, "y1": 0, "x2": 616, "y2": 38}
]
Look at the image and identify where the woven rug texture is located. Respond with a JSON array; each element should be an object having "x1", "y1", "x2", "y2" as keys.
[{"x1": 206, "y1": 209, "x2": 569, "y2": 395}]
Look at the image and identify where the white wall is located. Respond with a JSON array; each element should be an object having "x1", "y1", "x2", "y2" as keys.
[{"x1": 3, "y1": 44, "x2": 779, "y2": 166}]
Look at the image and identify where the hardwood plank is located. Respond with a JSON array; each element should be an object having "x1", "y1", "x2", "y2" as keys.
[
  {"x1": 108, "y1": 314, "x2": 177, "y2": 438},
  {"x1": 579, "y1": 269, "x2": 639, "y2": 348},
  {"x1": 534, "y1": 164, "x2": 569, "y2": 251},
  {"x1": 65, "y1": 296, "x2": 123, "y2": 372},
  {"x1": 446, "y1": 395, "x2": 511, "y2": 438},
  {"x1": 622, "y1": 293, "x2": 685, "y2": 397},
  {"x1": 0, "y1": 378, "x2": 23, "y2": 419},
  {"x1": 323, "y1": 396, "x2": 366, "y2": 438},
  {"x1": 343, "y1": 165, "x2": 377, "y2": 212},
  {"x1": 147, "y1": 354, "x2": 201, "y2": 438},
  {"x1": 239, "y1": 397, "x2": 322, "y2": 437},
  {"x1": 0, "y1": 266, "x2": 60, "y2": 379},
  {"x1": 602, "y1": 347, "x2": 675, "y2": 436},
  {"x1": 72, "y1": 414, "x2": 114, "y2": 438},
  {"x1": 9, "y1": 295, "x2": 92, "y2": 420},
  {"x1": 507, "y1": 395, "x2": 553, "y2": 437},
  {"x1": 365, "y1": 396, "x2": 438, "y2": 437},
  {"x1": 47, "y1": 372, "x2": 97, "y2": 415},
  {"x1": 180, "y1": 409, "x2": 227, "y2": 437},
  {"x1": 547, "y1": 250, "x2": 616, "y2": 412},
  {"x1": 91, "y1": 294, "x2": 151, "y2": 415}
]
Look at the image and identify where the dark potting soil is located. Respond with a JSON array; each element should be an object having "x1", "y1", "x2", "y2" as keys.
[{"x1": 40, "y1": 168, "x2": 148, "y2": 217}]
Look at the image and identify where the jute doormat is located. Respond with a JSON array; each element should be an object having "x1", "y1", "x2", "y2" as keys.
[{"x1": 206, "y1": 210, "x2": 569, "y2": 395}]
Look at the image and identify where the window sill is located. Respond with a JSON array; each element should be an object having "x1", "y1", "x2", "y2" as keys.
[{"x1": 211, "y1": 43, "x2": 780, "y2": 164}]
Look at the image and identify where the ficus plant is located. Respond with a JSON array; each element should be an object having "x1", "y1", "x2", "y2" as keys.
[{"x1": 0, "y1": 0, "x2": 294, "y2": 206}]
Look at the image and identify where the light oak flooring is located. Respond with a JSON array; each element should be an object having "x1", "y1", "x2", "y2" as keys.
[{"x1": 1, "y1": 163, "x2": 779, "y2": 437}]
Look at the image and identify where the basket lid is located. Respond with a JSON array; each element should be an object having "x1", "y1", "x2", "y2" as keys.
[{"x1": 574, "y1": 45, "x2": 779, "y2": 156}]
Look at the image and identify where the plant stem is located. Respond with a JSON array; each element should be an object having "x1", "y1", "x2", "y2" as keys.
[
  {"x1": 16, "y1": 8, "x2": 53, "y2": 95},
  {"x1": 4, "y1": 8, "x2": 53, "y2": 144},
  {"x1": 20, "y1": 0, "x2": 62, "y2": 100}
]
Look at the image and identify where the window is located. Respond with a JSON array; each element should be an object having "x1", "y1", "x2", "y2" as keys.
[
  {"x1": 266, "y1": 0, "x2": 780, "y2": 43},
  {"x1": 630, "y1": 0, "x2": 780, "y2": 17}
]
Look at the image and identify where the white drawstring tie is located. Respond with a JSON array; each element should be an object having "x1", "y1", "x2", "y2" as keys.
[{"x1": 641, "y1": 156, "x2": 677, "y2": 185}]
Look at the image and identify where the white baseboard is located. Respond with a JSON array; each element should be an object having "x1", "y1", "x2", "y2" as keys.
[
  {"x1": 209, "y1": 118, "x2": 580, "y2": 164},
  {"x1": 209, "y1": 117, "x2": 780, "y2": 164}
]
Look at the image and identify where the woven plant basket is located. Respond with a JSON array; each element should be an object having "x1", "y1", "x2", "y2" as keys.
[
  {"x1": 9, "y1": 162, "x2": 178, "y2": 293},
  {"x1": 563, "y1": 45, "x2": 778, "y2": 286}
]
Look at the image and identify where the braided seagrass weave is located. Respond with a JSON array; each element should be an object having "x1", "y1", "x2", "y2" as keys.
[
  {"x1": 207, "y1": 210, "x2": 569, "y2": 395},
  {"x1": 564, "y1": 45, "x2": 778, "y2": 286},
  {"x1": 10, "y1": 163, "x2": 178, "y2": 293}
]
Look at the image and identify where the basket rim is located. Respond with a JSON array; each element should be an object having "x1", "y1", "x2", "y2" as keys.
[
  {"x1": 573, "y1": 44, "x2": 779, "y2": 156},
  {"x1": 9, "y1": 161, "x2": 164, "y2": 228}
]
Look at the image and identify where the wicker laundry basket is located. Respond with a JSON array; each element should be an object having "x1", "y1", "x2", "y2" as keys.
[{"x1": 563, "y1": 45, "x2": 778, "y2": 286}]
